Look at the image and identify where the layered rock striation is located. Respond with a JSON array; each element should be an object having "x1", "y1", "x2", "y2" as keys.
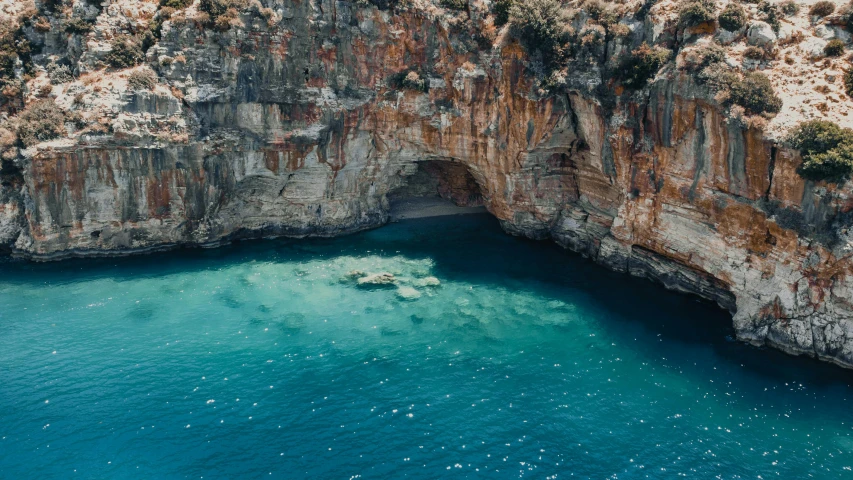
[{"x1": 3, "y1": 0, "x2": 853, "y2": 368}]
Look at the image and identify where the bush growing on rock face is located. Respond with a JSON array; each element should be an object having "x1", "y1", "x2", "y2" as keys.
[
  {"x1": 585, "y1": 0, "x2": 620, "y2": 27},
  {"x1": 809, "y1": 1, "x2": 835, "y2": 18},
  {"x1": 789, "y1": 120, "x2": 853, "y2": 156},
  {"x1": 160, "y1": 0, "x2": 194, "y2": 8},
  {"x1": 697, "y1": 58, "x2": 738, "y2": 89},
  {"x1": 47, "y1": 62, "x2": 73, "y2": 84},
  {"x1": 199, "y1": 0, "x2": 248, "y2": 31},
  {"x1": 509, "y1": 0, "x2": 574, "y2": 69},
  {"x1": 63, "y1": 17, "x2": 94, "y2": 34},
  {"x1": 618, "y1": 42, "x2": 672, "y2": 88},
  {"x1": 694, "y1": 61, "x2": 781, "y2": 115},
  {"x1": 355, "y1": 0, "x2": 399, "y2": 10},
  {"x1": 788, "y1": 120, "x2": 853, "y2": 182},
  {"x1": 727, "y1": 71, "x2": 782, "y2": 115},
  {"x1": 494, "y1": 0, "x2": 513, "y2": 26},
  {"x1": 780, "y1": 0, "x2": 799, "y2": 16},
  {"x1": 844, "y1": 68, "x2": 853, "y2": 98},
  {"x1": 718, "y1": 3, "x2": 747, "y2": 31},
  {"x1": 678, "y1": 0, "x2": 716, "y2": 28},
  {"x1": 440, "y1": 0, "x2": 467, "y2": 10},
  {"x1": 127, "y1": 69, "x2": 158, "y2": 91},
  {"x1": 40, "y1": 0, "x2": 64, "y2": 13},
  {"x1": 824, "y1": 39, "x2": 845, "y2": 57},
  {"x1": 798, "y1": 144, "x2": 853, "y2": 181},
  {"x1": 105, "y1": 37, "x2": 143, "y2": 69},
  {"x1": 15, "y1": 100, "x2": 74, "y2": 147},
  {"x1": 0, "y1": 22, "x2": 32, "y2": 106},
  {"x1": 681, "y1": 44, "x2": 726, "y2": 74}
]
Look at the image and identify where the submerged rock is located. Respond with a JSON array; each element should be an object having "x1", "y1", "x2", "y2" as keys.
[
  {"x1": 357, "y1": 273, "x2": 397, "y2": 286},
  {"x1": 396, "y1": 286, "x2": 422, "y2": 300},
  {"x1": 413, "y1": 276, "x2": 441, "y2": 287}
]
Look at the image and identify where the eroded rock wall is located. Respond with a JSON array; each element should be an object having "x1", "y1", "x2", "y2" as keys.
[{"x1": 4, "y1": 0, "x2": 853, "y2": 368}]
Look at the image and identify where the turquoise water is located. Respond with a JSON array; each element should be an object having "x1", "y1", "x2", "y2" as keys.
[{"x1": 1, "y1": 214, "x2": 852, "y2": 479}]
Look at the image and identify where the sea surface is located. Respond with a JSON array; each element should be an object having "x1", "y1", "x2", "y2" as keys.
[{"x1": 1, "y1": 214, "x2": 852, "y2": 479}]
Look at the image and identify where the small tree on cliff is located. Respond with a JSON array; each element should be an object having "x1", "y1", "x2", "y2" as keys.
[
  {"x1": 788, "y1": 120, "x2": 853, "y2": 182},
  {"x1": 15, "y1": 100, "x2": 74, "y2": 147},
  {"x1": 105, "y1": 37, "x2": 143, "y2": 69},
  {"x1": 508, "y1": 0, "x2": 574, "y2": 70},
  {"x1": 678, "y1": 0, "x2": 716, "y2": 28},
  {"x1": 618, "y1": 43, "x2": 672, "y2": 89}
]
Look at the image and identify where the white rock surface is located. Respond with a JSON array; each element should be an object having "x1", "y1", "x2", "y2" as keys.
[{"x1": 747, "y1": 21, "x2": 777, "y2": 46}]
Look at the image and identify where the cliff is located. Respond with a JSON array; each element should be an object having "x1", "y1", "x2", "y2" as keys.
[{"x1": 3, "y1": 0, "x2": 853, "y2": 368}]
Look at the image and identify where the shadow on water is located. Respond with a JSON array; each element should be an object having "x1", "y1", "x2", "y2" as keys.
[{"x1": 1, "y1": 213, "x2": 851, "y2": 386}]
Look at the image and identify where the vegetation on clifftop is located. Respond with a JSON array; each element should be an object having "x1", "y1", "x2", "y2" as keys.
[
  {"x1": 788, "y1": 120, "x2": 853, "y2": 182},
  {"x1": 105, "y1": 37, "x2": 144, "y2": 69},
  {"x1": 618, "y1": 43, "x2": 672, "y2": 88},
  {"x1": 508, "y1": 0, "x2": 575, "y2": 70},
  {"x1": 718, "y1": 3, "x2": 747, "y2": 31},
  {"x1": 15, "y1": 100, "x2": 78, "y2": 148}
]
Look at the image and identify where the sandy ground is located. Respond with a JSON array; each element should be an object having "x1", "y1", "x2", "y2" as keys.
[{"x1": 388, "y1": 197, "x2": 487, "y2": 221}]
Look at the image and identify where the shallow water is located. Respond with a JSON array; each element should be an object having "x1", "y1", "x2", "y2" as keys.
[{"x1": 1, "y1": 214, "x2": 852, "y2": 479}]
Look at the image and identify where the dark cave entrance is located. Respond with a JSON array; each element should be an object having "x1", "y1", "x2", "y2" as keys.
[{"x1": 388, "y1": 160, "x2": 487, "y2": 220}]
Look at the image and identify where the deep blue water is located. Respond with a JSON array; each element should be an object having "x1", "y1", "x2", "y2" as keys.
[{"x1": 1, "y1": 214, "x2": 852, "y2": 479}]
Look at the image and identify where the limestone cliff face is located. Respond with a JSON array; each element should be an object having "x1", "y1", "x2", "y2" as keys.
[{"x1": 4, "y1": 0, "x2": 853, "y2": 368}]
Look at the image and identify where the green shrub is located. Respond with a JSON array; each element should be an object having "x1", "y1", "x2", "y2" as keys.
[
  {"x1": 160, "y1": 0, "x2": 193, "y2": 8},
  {"x1": 756, "y1": 1, "x2": 781, "y2": 33},
  {"x1": 727, "y1": 71, "x2": 782, "y2": 115},
  {"x1": 63, "y1": 17, "x2": 94, "y2": 34},
  {"x1": 105, "y1": 37, "x2": 143, "y2": 68},
  {"x1": 788, "y1": 120, "x2": 853, "y2": 182},
  {"x1": 127, "y1": 69, "x2": 157, "y2": 91},
  {"x1": 697, "y1": 60, "x2": 738, "y2": 90},
  {"x1": 698, "y1": 65, "x2": 782, "y2": 115},
  {"x1": 0, "y1": 22, "x2": 32, "y2": 98},
  {"x1": 780, "y1": 0, "x2": 799, "y2": 16},
  {"x1": 586, "y1": 0, "x2": 620, "y2": 27},
  {"x1": 844, "y1": 68, "x2": 853, "y2": 98},
  {"x1": 16, "y1": 100, "x2": 71, "y2": 147},
  {"x1": 619, "y1": 42, "x2": 671, "y2": 88},
  {"x1": 47, "y1": 62, "x2": 73, "y2": 84},
  {"x1": 681, "y1": 44, "x2": 726, "y2": 74},
  {"x1": 198, "y1": 0, "x2": 248, "y2": 30},
  {"x1": 140, "y1": 30, "x2": 157, "y2": 52},
  {"x1": 40, "y1": 0, "x2": 64, "y2": 13},
  {"x1": 788, "y1": 120, "x2": 853, "y2": 155},
  {"x1": 494, "y1": 0, "x2": 513, "y2": 26},
  {"x1": 440, "y1": 0, "x2": 467, "y2": 10},
  {"x1": 355, "y1": 0, "x2": 399, "y2": 10},
  {"x1": 798, "y1": 145, "x2": 853, "y2": 182},
  {"x1": 678, "y1": 0, "x2": 716, "y2": 28},
  {"x1": 809, "y1": 0, "x2": 835, "y2": 17},
  {"x1": 718, "y1": 3, "x2": 747, "y2": 31},
  {"x1": 824, "y1": 39, "x2": 845, "y2": 57},
  {"x1": 199, "y1": 0, "x2": 246, "y2": 18},
  {"x1": 509, "y1": 0, "x2": 574, "y2": 69}
]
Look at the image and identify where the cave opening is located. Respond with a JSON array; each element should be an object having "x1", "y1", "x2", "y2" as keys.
[{"x1": 388, "y1": 160, "x2": 487, "y2": 221}]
